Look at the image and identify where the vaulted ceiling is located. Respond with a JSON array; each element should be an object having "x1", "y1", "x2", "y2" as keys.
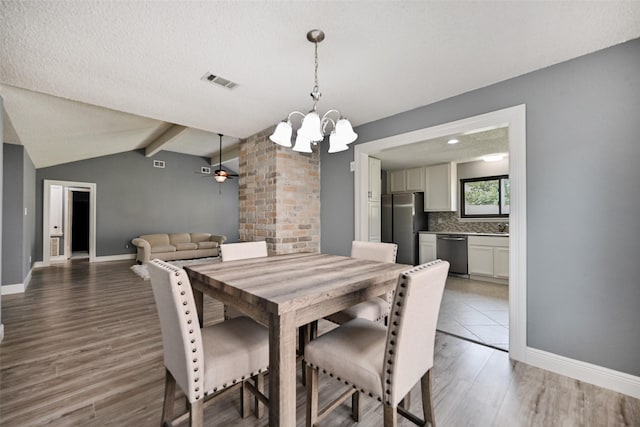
[{"x1": 1, "y1": 1, "x2": 639, "y2": 168}]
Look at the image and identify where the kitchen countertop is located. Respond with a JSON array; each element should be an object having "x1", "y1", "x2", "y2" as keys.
[{"x1": 419, "y1": 231, "x2": 509, "y2": 237}]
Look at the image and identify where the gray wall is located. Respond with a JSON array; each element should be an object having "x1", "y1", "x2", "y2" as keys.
[
  {"x1": 321, "y1": 38, "x2": 640, "y2": 376},
  {"x1": 1, "y1": 143, "x2": 36, "y2": 286},
  {"x1": 2, "y1": 144, "x2": 25, "y2": 285},
  {"x1": 36, "y1": 149, "x2": 240, "y2": 260},
  {"x1": 23, "y1": 147, "x2": 35, "y2": 278}
]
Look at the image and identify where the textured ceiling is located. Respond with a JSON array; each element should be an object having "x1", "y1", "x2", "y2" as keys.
[{"x1": 1, "y1": 1, "x2": 639, "y2": 168}]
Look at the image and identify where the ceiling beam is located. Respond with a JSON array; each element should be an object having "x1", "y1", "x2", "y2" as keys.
[{"x1": 144, "y1": 124, "x2": 187, "y2": 157}]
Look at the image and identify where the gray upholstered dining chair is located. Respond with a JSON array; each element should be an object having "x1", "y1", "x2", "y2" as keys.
[
  {"x1": 148, "y1": 259, "x2": 269, "y2": 427},
  {"x1": 304, "y1": 259, "x2": 450, "y2": 427},
  {"x1": 325, "y1": 241, "x2": 398, "y2": 325},
  {"x1": 219, "y1": 241, "x2": 268, "y2": 320}
]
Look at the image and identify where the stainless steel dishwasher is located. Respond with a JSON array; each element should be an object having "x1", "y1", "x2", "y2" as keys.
[{"x1": 436, "y1": 234, "x2": 468, "y2": 276}]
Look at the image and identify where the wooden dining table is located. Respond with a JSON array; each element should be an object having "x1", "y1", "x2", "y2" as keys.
[{"x1": 184, "y1": 252, "x2": 410, "y2": 426}]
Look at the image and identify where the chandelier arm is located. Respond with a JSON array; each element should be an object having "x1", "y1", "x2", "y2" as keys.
[
  {"x1": 320, "y1": 109, "x2": 341, "y2": 121},
  {"x1": 287, "y1": 111, "x2": 306, "y2": 121},
  {"x1": 321, "y1": 117, "x2": 336, "y2": 135}
]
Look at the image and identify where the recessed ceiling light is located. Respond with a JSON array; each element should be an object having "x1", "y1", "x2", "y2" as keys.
[
  {"x1": 447, "y1": 138, "x2": 459, "y2": 144},
  {"x1": 482, "y1": 153, "x2": 505, "y2": 162}
]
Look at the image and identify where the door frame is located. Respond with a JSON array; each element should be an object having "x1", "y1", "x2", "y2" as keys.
[
  {"x1": 354, "y1": 104, "x2": 527, "y2": 362},
  {"x1": 43, "y1": 180, "x2": 96, "y2": 266}
]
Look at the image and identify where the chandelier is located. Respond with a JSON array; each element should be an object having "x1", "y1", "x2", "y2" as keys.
[{"x1": 269, "y1": 29, "x2": 357, "y2": 153}]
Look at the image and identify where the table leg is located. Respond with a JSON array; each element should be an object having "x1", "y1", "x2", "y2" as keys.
[
  {"x1": 268, "y1": 311, "x2": 297, "y2": 427},
  {"x1": 193, "y1": 287, "x2": 204, "y2": 328}
]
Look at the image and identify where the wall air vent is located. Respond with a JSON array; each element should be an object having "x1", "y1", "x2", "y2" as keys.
[
  {"x1": 201, "y1": 72, "x2": 238, "y2": 89},
  {"x1": 153, "y1": 160, "x2": 165, "y2": 168}
]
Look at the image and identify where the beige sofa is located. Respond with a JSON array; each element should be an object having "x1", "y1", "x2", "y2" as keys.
[{"x1": 131, "y1": 233, "x2": 227, "y2": 264}]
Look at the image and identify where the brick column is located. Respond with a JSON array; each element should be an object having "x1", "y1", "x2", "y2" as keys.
[{"x1": 239, "y1": 126, "x2": 320, "y2": 255}]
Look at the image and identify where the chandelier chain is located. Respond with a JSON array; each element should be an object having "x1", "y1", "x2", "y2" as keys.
[{"x1": 310, "y1": 41, "x2": 321, "y2": 107}]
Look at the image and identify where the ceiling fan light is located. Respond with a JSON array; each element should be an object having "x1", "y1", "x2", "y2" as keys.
[
  {"x1": 214, "y1": 174, "x2": 227, "y2": 183},
  {"x1": 334, "y1": 118, "x2": 357, "y2": 144},
  {"x1": 292, "y1": 134, "x2": 312, "y2": 153},
  {"x1": 269, "y1": 121, "x2": 293, "y2": 147},
  {"x1": 298, "y1": 111, "x2": 323, "y2": 141}
]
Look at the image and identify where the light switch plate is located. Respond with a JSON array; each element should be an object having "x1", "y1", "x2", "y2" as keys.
[{"x1": 350, "y1": 161, "x2": 355, "y2": 172}]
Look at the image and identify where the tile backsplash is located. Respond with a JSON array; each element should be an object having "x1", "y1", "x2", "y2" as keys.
[{"x1": 427, "y1": 212, "x2": 509, "y2": 234}]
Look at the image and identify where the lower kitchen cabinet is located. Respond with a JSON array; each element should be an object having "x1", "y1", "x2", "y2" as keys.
[
  {"x1": 418, "y1": 233, "x2": 437, "y2": 264},
  {"x1": 468, "y1": 235, "x2": 509, "y2": 284}
]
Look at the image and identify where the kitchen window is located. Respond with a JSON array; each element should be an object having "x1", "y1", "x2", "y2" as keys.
[{"x1": 461, "y1": 175, "x2": 510, "y2": 218}]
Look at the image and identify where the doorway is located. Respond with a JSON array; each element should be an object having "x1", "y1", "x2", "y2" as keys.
[
  {"x1": 353, "y1": 105, "x2": 527, "y2": 362},
  {"x1": 67, "y1": 189, "x2": 90, "y2": 258},
  {"x1": 43, "y1": 180, "x2": 97, "y2": 266}
]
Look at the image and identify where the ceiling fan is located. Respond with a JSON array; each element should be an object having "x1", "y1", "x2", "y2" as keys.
[{"x1": 212, "y1": 133, "x2": 238, "y2": 183}]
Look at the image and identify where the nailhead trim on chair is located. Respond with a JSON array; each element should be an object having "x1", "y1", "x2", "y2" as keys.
[
  {"x1": 304, "y1": 361, "x2": 384, "y2": 402},
  {"x1": 152, "y1": 259, "x2": 270, "y2": 402},
  {"x1": 382, "y1": 259, "x2": 443, "y2": 405}
]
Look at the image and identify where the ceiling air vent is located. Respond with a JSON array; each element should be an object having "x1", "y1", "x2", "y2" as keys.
[{"x1": 202, "y1": 72, "x2": 238, "y2": 89}]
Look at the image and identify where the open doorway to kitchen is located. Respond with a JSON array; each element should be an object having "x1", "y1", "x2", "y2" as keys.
[
  {"x1": 43, "y1": 179, "x2": 96, "y2": 266},
  {"x1": 354, "y1": 105, "x2": 526, "y2": 362}
]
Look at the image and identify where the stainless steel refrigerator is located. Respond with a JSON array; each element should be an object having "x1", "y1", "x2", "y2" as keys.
[{"x1": 381, "y1": 192, "x2": 428, "y2": 265}]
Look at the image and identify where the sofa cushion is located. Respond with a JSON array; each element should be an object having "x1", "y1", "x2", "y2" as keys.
[
  {"x1": 175, "y1": 242, "x2": 198, "y2": 251},
  {"x1": 151, "y1": 245, "x2": 176, "y2": 253},
  {"x1": 169, "y1": 233, "x2": 192, "y2": 245},
  {"x1": 190, "y1": 233, "x2": 212, "y2": 243},
  {"x1": 140, "y1": 234, "x2": 170, "y2": 247},
  {"x1": 196, "y1": 241, "x2": 217, "y2": 249}
]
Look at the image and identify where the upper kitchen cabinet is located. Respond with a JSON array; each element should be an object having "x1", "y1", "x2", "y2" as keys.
[
  {"x1": 368, "y1": 157, "x2": 381, "y2": 201},
  {"x1": 389, "y1": 167, "x2": 424, "y2": 193},
  {"x1": 424, "y1": 163, "x2": 457, "y2": 212},
  {"x1": 406, "y1": 167, "x2": 425, "y2": 191},
  {"x1": 389, "y1": 169, "x2": 406, "y2": 193}
]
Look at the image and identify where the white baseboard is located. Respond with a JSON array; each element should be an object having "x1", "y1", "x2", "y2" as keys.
[
  {"x1": 526, "y1": 347, "x2": 640, "y2": 399},
  {"x1": 94, "y1": 254, "x2": 136, "y2": 262},
  {"x1": 2, "y1": 282, "x2": 25, "y2": 295},
  {"x1": 33, "y1": 253, "x2": 135, "y2": 268},
  {"x1": 1, "y1": 268, "x2": 32, "y2": 295}
]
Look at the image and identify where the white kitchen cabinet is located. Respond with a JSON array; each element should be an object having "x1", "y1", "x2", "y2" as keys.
[
  {"x1": 368, "y1": 200, "x2": 381, "y2": 242},
  {"x1": 389, "y1": 170, "x2": 406, "y2": 193},
  {"x1": 368, "y1": 157, "x2": 381, "y2": 201},
  {"x1": 424, "y1": 163, "x2": 457, "y2": 212},
  {"x1": 468, "y1": 235, "x2": 509, "y2": 284},
  {"x1": 418, "y1": 233, "x2": 437, "y2": 264},
  {"x1": 405, "y1": 167, "x2": 425, "y2": 191},
  {"x1": 389, "y1": 167, "x2": 424, "y2": 193},
  {"x1": 494, "y1": 247, "x2": 510, "y2": 279}
]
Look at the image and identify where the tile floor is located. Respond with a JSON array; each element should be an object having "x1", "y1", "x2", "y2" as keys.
[{"x1": 436, "y1": 275, "x2": 509, "y2": 351}]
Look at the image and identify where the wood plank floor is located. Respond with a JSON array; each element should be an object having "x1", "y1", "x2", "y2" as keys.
[{"x1": 1, "y1": 259, "x2": 638, "y2": 426}]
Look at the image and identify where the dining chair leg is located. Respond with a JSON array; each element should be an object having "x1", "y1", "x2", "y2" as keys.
[
  {"x1": 255, "y1": 372, "x2": 265, "y2": 419},
  {"x1": 351, "y1": 391, "x2": 361, "y2": 421},
  {"x1": 189, "y1": 399, "x2": 204, "y2": 427},
  {"x1": 400, "y1": 389, "x2": 410, "y2": 410},
  {"x1": 161, "y1": 369, "x2": 176, "y2": 426},
  {"x1": 241, "y1": 380, "x2": 251, "y2": 418},
  {"x1": 305, "y1": 364, "x2": 319, "y2": 427},
  {"x1": 300, "y1": 321, "x2": 318, "y2": 386},
  {"x1": 421, "y1": 369, "x2": 436, "y2": 427},
  {"x1": 383, "y1": 404, "x2": 398, "y2": 427}
]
